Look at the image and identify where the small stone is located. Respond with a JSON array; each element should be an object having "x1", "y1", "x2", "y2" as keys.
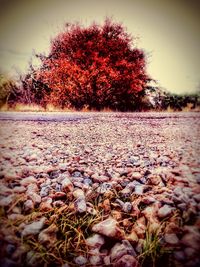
[
  {"x1": 20, "y1": 176, "x2": 37, "y2": 186},
  {"x1": 40, "y1": 186, "x2": 50, "y2": 197},
  {"x1": 89, "y1": 248, "x2": 102, "y2": 266},
  {"x1": 132, "y1": 217, "x2": 146, "y2": 238},
  {"x1": 53, "y1": 200, "x2": 65, "y2": 208},
  {"x1": 74, "y1": 255, "x2": 87, "y2": 265},
  {"x1": 123, "y1": 202, "x2": 132, "y2": 213},
  {"x1": 27, "y1": 183, "x2": 39, "y2": 193},
  {"x1": 74, "y1": 197, "x2": 87, "y2": 213},
  {"x1": 113, "y1": 254, "x2": 139, "y2": 267},
  {"x1": 0, "y1": 195, "x2": 14, "y2": 206},
  {"x1": 22, "y1": 217, "x2": 46, "y2": 236},
  {"x1": 73, "y1": 189, "x2": 85, "y2": 199},
  {"x1": 158, "y1": 205, "x2": 174, "y2": 218},
  {"x1": 24, "y1": 199, "x2": 34, "y2": 212},
  {"x1": 53, "y1": 191, "x2": 66, "y2": 199},
  {"x1": 28, "y1": 192, "x2": 41, "y2": 205},
  {"x1": 142, "y1": 196, "x2": 156, "y2": 204},
  {"x1": 92, "y1": 217, "x2": 124, "y2": 239},
  {"x1": 164, "y1": 233, "x2": 179, "y2": 245},
  {"x1": 13, "y1": 186, "x2": 26, "y2": 193},
  {"x1": 131, "y1": 172, "x2": 143, "y2": 180},
  {"x1": 120, "y1": 187, "x2": 131, "y2": 197},
  {"x1": 174, "y1": 251, "x2": 185, "y2": 261},
  {"x1": 104, "y1": 256, "x2": 111, "y2": 265},
  {"x1": 83, "y1": 178, "x2": 92, "y2": 186},
  {"x1": 110, "y1": 240, "x2": 136, "y2": 262},
  {"x1": 126, "y1": 231, "x2": 138, "y2": 244},
  {"x1": 85, "y1": 234, "x2": 105, "y2": 249},
  {"x1": 0, "y1": 185, "x2": 12, "y2": 195},
  {"x1": 134, "y1": 185, "x2": 144, "y2": 195},
  {"x1": 61, "y1": 178, "x2": 73, "y2": 192},
  {"x1": 102, "y1": 198, "x2": 111, "y2": 212},
  {"x1": 194, "y1": 194, "x2": 200, "y2": 202},
  {"x1": 96, "y1": 183, "x2": 112, "y2": 194},
  {"x1": 38, "y1": 224, "x2": 58, "y2": 248},
  {"x1": 184, "y1": 247, "x2": 196, "y2": 258},
  {"x1": 181, "y1": 233, "x2": 200, "y2": 250},
  {"x1": 39, "y1": 199, "x2": 53, "y2": 212},
  {"x1": 112, "y1": 210, "x2": 122, "y2": 221}
]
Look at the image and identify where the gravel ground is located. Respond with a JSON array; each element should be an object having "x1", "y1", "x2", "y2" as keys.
[{"x1": 0, "y1": 112, "x2": 200, "y2": 267}]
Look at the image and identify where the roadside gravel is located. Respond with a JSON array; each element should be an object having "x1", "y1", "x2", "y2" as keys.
[{"x1": 0, "y1": 112, "x2": 200, "y2": 267}]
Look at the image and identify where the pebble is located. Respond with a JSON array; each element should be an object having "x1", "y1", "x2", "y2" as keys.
[
  {"x1": 24, "y1": 199, "x2": 34, "y2": 212},
  {"x1": 113, "y1": 254, "x2": 139, "y2": 267},
  {"x1": 74, "y1": 255, "x2": 87, "y2": 265},
  {"x1": 110, "y1": 240, "x2": 136, "y2": 262},
  {"x1": 123, "y1": 202, "x2": 132, "y2": 213},
  {"x1": 89, "y1": 248, "x2": 102, "y2": 265},
  {"x1": 13, "y1": 186, "x2": 26, "y2": 193},
  {"x1": 28, "y1": 192, "x2": 41, "y2": 205},
  {"x1": 20, "y1": 176, "x2": 37, "y2": 186},
  {"x1": 131, "y1": 172, "x2": 143, "y2": 180},
  {"x1": 164, "y1": 233, "x2": 179, "y2": 245},
  {"x1": 74, "y1": 197, "x2": 87, "y2": 213},
  {"x1": 73, "y1": 188, "x2": 85, "y2": 199},
  {"x1": 22, "y1": 217, "x2": 46, "y2": 236},
  {"x1": 61, "y1": 178, "x2": 73, "y2": 192},
  {"x1": 39, "y1": 198, "x2": 53, "y2": 211},
  {"x1": 38, "y1": 224, "x2": 58, "y2": 248},
  {"x1": 92, "y1": 217, "x2": 124, "y2": 239},
  {"x1": 157, "y1": 204, "x2": 174, "y2": 218},
  {"x1": 85, "y1": 234, "x2": 105, "y2": 249},
  {"x1": 134, "y1": 185, "x2": 145, "y2": 195},
  {"x1": 0, "y1": 195, "x2": 15, "y2": 206},
  {"x1": 40, "y1": 186, "x2": 50, "y2": 197}
]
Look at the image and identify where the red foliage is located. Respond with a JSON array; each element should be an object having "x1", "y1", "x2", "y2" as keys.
[{"x1": 31, "y1": 19, "x2": 149, "y2": 110}]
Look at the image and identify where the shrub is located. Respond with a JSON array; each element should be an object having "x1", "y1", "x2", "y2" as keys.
[{"x1": 16, "y1": 19, "x2": 149, "y2": 110}]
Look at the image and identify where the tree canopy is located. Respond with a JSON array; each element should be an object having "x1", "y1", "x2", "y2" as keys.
[{"x1": 14, "y1": 19, "x2": 149, "y2": 110}]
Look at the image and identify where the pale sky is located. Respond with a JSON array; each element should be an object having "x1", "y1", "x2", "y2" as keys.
[{"x1": 0, "y1": 0, "x2": 199, "y2": 94}]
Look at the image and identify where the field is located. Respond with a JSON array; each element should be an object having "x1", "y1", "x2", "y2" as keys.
[{"x1": 0, "y1": 112, "x2": 200, "y2": 267}]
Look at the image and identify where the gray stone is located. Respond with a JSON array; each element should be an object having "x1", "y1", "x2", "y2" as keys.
[
  {"x1": 113, "y1": 254, "x2": 139, "y2": 267},
  {"x1": 0, "y1": 195, "x2": 14, "y2": 206},
  {"x1": 158, "y1": 205, "x2": 174, "y2": 218},
  {"x1": 85, "y1": 234, "x2": 105, "y2": 249},
  {"x1": 28, "y1": 192, "x2": 41, "y2": 205},
  {"x1": 20, "y1": 176, "x2": 37, "y2": 186},
  {"x1": 74, "y1": 197, "x2": 87, "y2": 213},
  {"x1": 96, "y1": 183, "x2": 112, "y2": 194},
  {"x1": 92, "y1": 217, "x2": 124, "y2": 239},
  {"x1": 131, "y1": 172, "x2": 143, "y2": 180},
  {"x1": 74, "y1": 255, "x2": 87, "y2": 265},
  {"x1": 123, "y1": 202, "x2": 132, "y2": 213},
  {"x1": 24, "y1": 199, "x2": 34, "y2": 212},
  {"x1": 38, "y1": 224, "x2": 58, "y2": 248},
  {"x1": 164, "y1": 233, "x2": 179, "y2": 245},
  {"x1": 110, "y1": 240, "x2": 136, "y2": 262},
  {"x1": 22, "y1": 217, "x2": 46, "y2": 236},
  {"x1": 61, "y1": 178, "x2": 73, "y2": 192},
  {"x1": 134, "y1": 185, "x2": 144, "y2": 195}
]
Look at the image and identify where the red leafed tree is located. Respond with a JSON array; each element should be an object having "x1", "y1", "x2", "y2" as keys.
[{"x1": 21, "y1": 19, "x2": 149, "y2": 110}]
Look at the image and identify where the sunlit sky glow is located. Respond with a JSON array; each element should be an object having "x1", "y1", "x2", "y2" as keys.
[{"x1": 0, "y1": 0, "x2": 199, "y2": 94}]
